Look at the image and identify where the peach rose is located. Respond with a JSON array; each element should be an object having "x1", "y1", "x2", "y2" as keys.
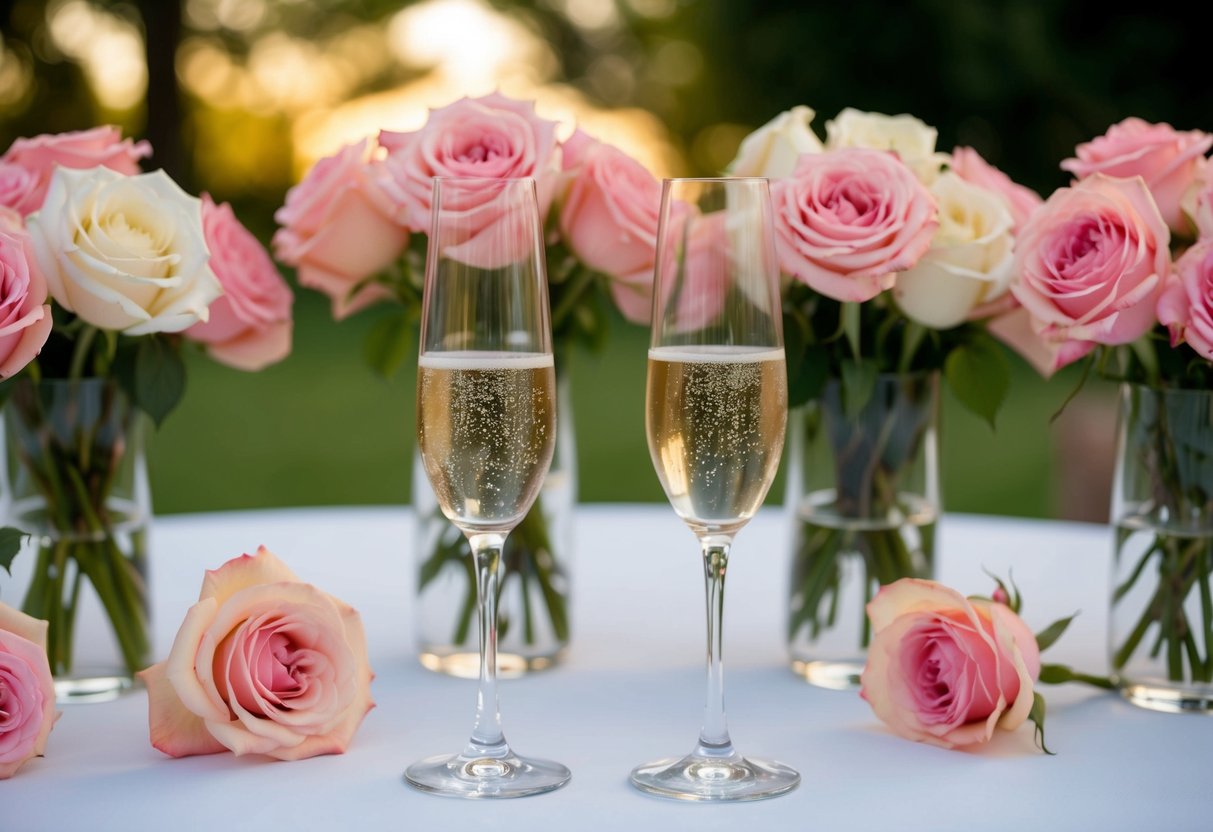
[
  {"x1": 0, "y1": 223, "x2": 52, "y2": 379},
  {"x1": 0, "y1": 126, "x2": 151, "y2": 215},
  {"x1": 560, "y1": 139, "x2": 661, "y2": 324},
  {"x1": 860, "y1": 579, "x2": 1041, "y2": 750},
  {"x1": 1159, "y1": 238, "x2": 1213, "y2": 361},
  {"x1": 950, "y1": 147, "x2": 1043, "y2": 231},
  {"x1": 0, "y1": 603, "x2": 57, "y2": 779},
  {"x1": 1061, "y1": 118, "x2": 1212, "y2": 234},
  {"x1": 273, "y1": 139, "x2": 407, "y2": 320},
  {"x1": 186, "y1": 195, "x2": 292, "y2": 371},
  {"x1": 141, "y1": 547, "x2": 374, "y2": 760},
  {"x1": 771, "y1": 147, "x2": 938, "y2": 302},
  {"x1": 378, "y1": 93, "x2": 561, "y2": 232},
  {"x1": 1007, "y1": 174, "x2": 1170, "y2": 376}
]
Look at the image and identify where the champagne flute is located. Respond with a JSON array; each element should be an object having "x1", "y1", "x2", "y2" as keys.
[
  {"x1": 406, "y1": 177, "x2": 570, "y2": 799},
  {"x1": 631, "y1": 177, "x2": 799, "y2": 801}
]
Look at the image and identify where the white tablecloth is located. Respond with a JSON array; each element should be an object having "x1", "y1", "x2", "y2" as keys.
[{"x1": 6, "y1": 506, "x2": 1211, "y2": 831}]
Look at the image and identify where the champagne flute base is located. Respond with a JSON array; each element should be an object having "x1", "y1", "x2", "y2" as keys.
[
  {"x1": 404, "y1": 751, "x2": 571, "y2": 799},
  {"x1": 629, "y1": 752, "x2": 800, "y2": 802}
]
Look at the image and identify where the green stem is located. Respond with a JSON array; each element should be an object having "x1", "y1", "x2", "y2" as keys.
[
  {"x1": 68, "y1": 326, "x2": 99, "y2": 380},
  {"x1": 550, "y1": 267, "x2": 596, "y2": 334}
]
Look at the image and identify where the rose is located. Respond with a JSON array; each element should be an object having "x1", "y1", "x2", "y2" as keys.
[
  {"x1": 378, "y1": 92, "x2": 561, "y2": 233},
  {"x1": 0, "y1": 224, "x2": 52, "y2": 378},
  {"x1": 950, "y1": 147, "x2": 1043, "y2": 231},
  {"x1": 184, "y1": 195, "x2": 293, "y2": 371},
  {"x1": 0, "y1": 126, "x2": 151, "y2": 215},
  {"x1": 1005, "y1": 174, "x2": 1170, "y2": 376},
  {"x1": 824, "y1": 108, "x2": 949, "y2": 182},
  {"x1": 27, "y1": 166, "x2": 221, "y2": 334},
  {"x1": 860, "y1": 578, "x2": 1041, "y2": 749},
  {"x1": 0, "y1": 603, "x2": 57, "y2": 779},
  {"x1": 1159, "y1": 238, "x2": 1213, "y2": 361},
  {"x1": 893, "y1": 172, "x2": 1015, "y2": 329},
  {"x1": 559, "y1": 139, "x2": 661, "y2": 324},
  {"x1": 1190, "y1": 175, "x2": 1213, "y2": 239},
  {"x1": 728, "y1": 105, "x2": 824, "y2": 178},
  {"x1": 0, "y1": 163, "x2": 41, "y2": 217},
  {"x1": 273, "y1": 139, "x2": 407, "y2": 320},
  {"x1": 771, "y1": 147, "x2": 938, "y2": 302},
  {"x1": 141, "y1": 547, "x2": 374, "y2": 760},
  {"x1": 1061, "y1": 118, "x2": 1212, "y2": 235}
]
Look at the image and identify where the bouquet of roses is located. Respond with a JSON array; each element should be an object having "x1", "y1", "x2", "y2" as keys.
[
  {"x1": 0, "y1": 126, "x2": 293, "y2": 681},
  {"x1": 273, "y1": 92, "x2": 662, "y2": 661},
  {"x1": 991, "y1": 118, "x2": 1213, "y2": 690},
  {"x1": 729, "y1": 107, "x2": 1043, "y2": 660}
]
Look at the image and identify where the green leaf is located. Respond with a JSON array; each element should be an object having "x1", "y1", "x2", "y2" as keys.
[
  {"x1": 1028, "y1": 691, "x2": 1055, "y2": 755},
  {"x1": 944, "y1": 336, "x2": 1010, "y2": 429},
  {"x1": 1035, "y1": 612, "x2": 1079, "y2": 652},
  {"x1": 363, "y1": 311, "x2": 415, "y2": 379},
  {"x1": 842, "y1": 302, "x2": 861, "y2": 359},
  {"x1": 1038, "y1": 663, "x2": 1115, "y2": 690},
  {"x1": 0, "y1": 527, "x2": 27, "y2": 575},
  {"x1": 840, "y1": 358, "x2": 878, "y2": 420},
  {"x1": 897, "y1": 321, "x2": 928, "y2": 374},
  {"x1": 134, "y1": 335, "x2": 187, "y2": 427}
]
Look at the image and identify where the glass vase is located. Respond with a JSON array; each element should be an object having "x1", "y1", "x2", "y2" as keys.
[
  {"x1": 1109, "y1": 383, "x2": 1213, "y2": 712},
  {"x1": 785, "y1": 371, "x2": 940, "y2": 689},
  {"x1": 412, "y1": 369, "x2": 574, "y2": 677},
  {"x1": 0, "y1": 377, "x2": 151, "y2": 703}
]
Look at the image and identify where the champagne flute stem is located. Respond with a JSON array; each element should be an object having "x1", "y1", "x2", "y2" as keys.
[
  {"x1": 697, "y1": 535, "x2": 735, "y2": 757},
  {"x1": 464, "y1": 531, "x2": 509, "y2": 759}
]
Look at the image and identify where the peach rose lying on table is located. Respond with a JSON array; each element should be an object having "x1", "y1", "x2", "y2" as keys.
[
  {"x1": 861, "y1": 577, "x2": 1107, "y2": 753},
  {"x1": 0, "y1": 603, "x2": 57, "y2": 779},
  {"x1": 142, "y1": 547, "x2": 374, "y2": 761}
]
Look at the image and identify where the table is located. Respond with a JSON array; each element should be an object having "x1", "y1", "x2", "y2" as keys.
[{"x1": 6, "y1": 506, "x2": 1211, "y2": 831}]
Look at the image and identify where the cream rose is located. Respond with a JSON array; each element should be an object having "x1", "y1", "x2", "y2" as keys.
[
  {"x1": 728, "y1": 105, "x2": 824, "y2": 178},
  {"x1": 825, "y1": 108, "x2": 949, "y2": 182},
  {"x1": 27, "y1": 167, "x2": 220, "y2": 335},
  {"x1": 141, "y1": 547, "x2": 374, "y2": 760},
  {"x1": 894, "y1": 173, "x2": 1016, "y2": 329}
]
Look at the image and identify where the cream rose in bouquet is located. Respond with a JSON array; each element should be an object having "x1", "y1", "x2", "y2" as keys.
[
  {"x1": 736, "y1": 106, "x2": 1043, "y2": 677},
  {"x1": 273, "y1": 92, "x2": 664, "y2": 667},
  {"x1": 0, "y1": 127, "x2": 294, "y2": 686}
]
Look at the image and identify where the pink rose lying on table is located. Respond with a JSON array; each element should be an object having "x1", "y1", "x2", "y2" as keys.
[
  {"x1": 0, "y1": 221, "x2": 52, "y2": 379},
  {"x1": 1061, "y1": 118, "x2": 1211, "y2": 235},
  {"x1": 0, "y1": 603, "x2": 57, "y2": 779},
  {"x1": 995, "y1": 174, "x2": 1170, "y2": 376},
  {"x1": 186, "y1": 195, "x2": 293, "y2": 372},
  {"x1": 861, "y1": 578, "x2": 1041, "y2": 750},
  {"x1": 273, "y1": 139, "x2": 407, "y2": 320},
  {"x1": 0, "y1": 125, "x2": 151, "y2": 215},
  {"x1": 141, "y1": 547, "x2": 374, "y2": 761},
  {"x1": 771, "y1": 147, "x2": 937, "y2": 303}
]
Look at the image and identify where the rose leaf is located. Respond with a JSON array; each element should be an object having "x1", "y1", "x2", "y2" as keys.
[
  {"x1": 1028, "y1": 691, "x2": 1055, "y2": 755},
  {"x1": 944, "y1": 335, "x2": 1009, "y2": 430},
  {"x1": 0, "y1": 527, "x2": 28, "y2": 575}
]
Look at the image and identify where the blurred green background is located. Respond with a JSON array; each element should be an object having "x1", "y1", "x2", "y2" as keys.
[{"x1": 4, "y1": 0, "x2": 1202, "y2": 518}]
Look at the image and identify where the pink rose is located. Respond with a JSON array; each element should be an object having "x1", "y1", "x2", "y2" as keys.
[
  {"x1": 1159, "y1": 239, "x2": 1213, "y2": 361},
  {"x1": 950, "y1": 147, "x2": 1043, "y2": 231},
  {"x1": 0, "y1": 163, "x2": 41, "y2": 216},
  {"x1": 273, "y1": 139, "x2": 408, "y2": 320},
  {"x1": 771, "y1": 148, "x2": 938, "y2": 302},
  {"x1": 185, "y1": 195, "x2": 292, "y2": 371},
  {"x1": 0, "y1": 603, "x2": 57, "y2": 779},
  {"x1": 0, "y1": 225, "x2": 52, "y2": 379},
  {"x1": 560, "y1": 140, "x2": 661, "y2": 324},
  {"x1": 860, "y1": 579, "x2": 1041, "y2": 750},
  {"x1": 0, "y1": 126, "x2": 151, "y2": 215},
  {"x1": 1008, "y1": 174, "x2": 1170, "y2": 375},
  {"x1": 1191, "y1": 176, "x2": 1213, "y2": 239},
  {"x1": 1061, "y1": 118, "x2": 1212, "y2": 234},
  {"x1": 141, "y1": 547, "x2": 374, "y2": 760},
  {"x1": 378, "y1": 92, "x2": 561, "y2": 232}
]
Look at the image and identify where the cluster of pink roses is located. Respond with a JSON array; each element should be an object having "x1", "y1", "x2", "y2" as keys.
[
  {"x1": 991, "y1": 118, "x2": 1213, "y2": 376},
  {"x1": 0, "y1": 126, "x2": 292, "y2": 376},
  {"x1": 273, "y1": 92, "x2": 662, "y2": 326}
]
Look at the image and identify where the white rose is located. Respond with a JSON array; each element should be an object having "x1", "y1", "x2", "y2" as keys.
[
  {"x1": 728, "y1": 106, "x2": 823, "y2": 178},
  {"x1": 893, "y1": 172, "x2": 1014, "y2": 329},
  {"x1": 825, "y1": 108, "x2": 949, "y2": 182},
  {"x1": 27, "y1": 167, "x2": 220, "y2": 335}
]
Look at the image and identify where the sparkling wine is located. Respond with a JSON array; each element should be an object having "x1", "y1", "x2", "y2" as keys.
[
  {"x1": 646, "y1": 345, "x2": 787, "y2": 535},
  {"x1": 418, "y1": 351, "x2": 556, "y2": 532}
]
